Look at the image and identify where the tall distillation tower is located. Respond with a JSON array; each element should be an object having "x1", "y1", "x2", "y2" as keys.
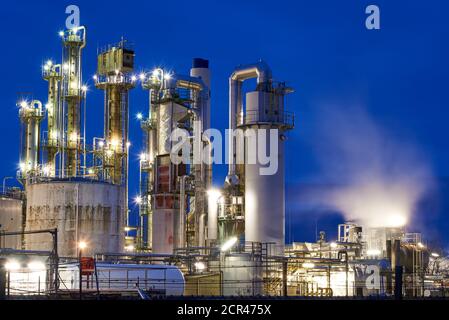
[
  {"x1": 61, "y1": 27, "x2": 86, "y2": 177},
  {"x1": 220, "y1": 61, "x2": 294, "y2": 254},
  {"x1": 138, "y1": 59, "x2": 210, "y2": 254}
]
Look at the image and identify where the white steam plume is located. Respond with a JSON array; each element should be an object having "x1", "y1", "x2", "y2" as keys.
[{"x1": 312, "y1": 105, "x2": 434, "y2": 228}]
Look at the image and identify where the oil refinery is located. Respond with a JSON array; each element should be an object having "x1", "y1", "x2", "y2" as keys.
[{"x1": 0, "y1": 20, "x2": 448, "y2": 301}]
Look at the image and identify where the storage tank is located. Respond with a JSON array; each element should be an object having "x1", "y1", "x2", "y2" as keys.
[
  {"x1": 24, "y1": 180, "x2": 124, "y2": 257},
  {"x1": 58, "y1": 263, "x2": 185, "y2": 296},
  {"x1": 0, "y1": 195, "x2": 24, "y2": 249}
]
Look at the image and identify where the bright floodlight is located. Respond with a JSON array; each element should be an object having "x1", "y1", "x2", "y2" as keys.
[
  {"x1": 134, "y1": 196, "x2": 143, "y2": 205},
  {"x1": 124, "y1": 245, "x2": 135, "y2": 252},
  {"x1": 330, "y1": 242, "x2": 338, "y2": 249},
  {"x1": 387, "y1": 215, "x2": 407, "y2": 228},
  {"x1": 431, "y1": 252, "x2": 440, "y2": 258},
  {"x1": 131, "y1": 75, "x2": 137, "y2": 82},
  {"x1": 59, "y1": 31, "x2": 65, "y2": 37},
  {"x1": 194, "y1": 262, "x2": 206, "y2": 271},
  {"x1": 28, "y1": 261, "x2": 46, "y2": 271},
  {"x1": 139, "y1": 73, "x2": 146, "y2": 80},
  {"x1": 98, "y1": 141, "x2": 105, "y2": 148},
  {"x1": 140, "y1": 153, "x2": 147, "y2": 161},
  {"x1": 136, "y1": 113, "x2": 143, "y2": 120},
  {"x1": 302, "y1": 262, "x2": 315, "y2": 269},
  {"x1": 81, "y1": 85, "x2": 88, "y2": 92},
  {"x1": 5, "y1": 260, "x2": 21, "y2": 271},
  {"x1": 78, "y1": 241, "x2": 87, "y2": 250},
  {"x1": 207, "y1": 189, "x2": 222, "y2": 200},
  {"x1": 165, "y1": 73, "x2": 172, "y2": 80},
  {"x1": 20, "y1": 101, "x2": 28, "y2": 108},
  {"x1": 221, "y1": 237, "x2": 238, "y2": 252}
]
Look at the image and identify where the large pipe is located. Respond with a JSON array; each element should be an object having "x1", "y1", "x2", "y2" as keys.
[{"x1": 227, "y1": 61, "x2": 272, "y2": 178}]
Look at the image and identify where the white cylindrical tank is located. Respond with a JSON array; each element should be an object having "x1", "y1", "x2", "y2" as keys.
[
  {"x1": 244, "y1": 91, "x2": 286, "y2": 254},
  {"x1": 24, "y1": 181, "x2": 125, "y2": 257},
  {"x1": 58, "y1": 263, "x2": 185, "y2": 296}
]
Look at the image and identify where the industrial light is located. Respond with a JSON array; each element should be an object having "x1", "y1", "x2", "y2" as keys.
[
  {"x1": 50, "y1": 131, "x2": 58, "y2": 140},
  {"x1": 46, "y1": 60, "x2": 53, "y2": 66},
  {"x1": 28, "y1": 261, "x2": 46, "y2": 271},
  {"x1": 106, "y1": 150, "x2": 114, "y2": 157},
  {"x1": 139, "y1": 73, "x2": 146, "y2": 80},
  {"x1": 139, "y1": 153, "x2": 147, "y2": 161},
  {"x1": 19, "y1": 101, "x2": 28, "y2": 108},
  {"x1": 387, "y1": 215, "x2": 407, "y2": 228},
  {"x1": 152, "y1": 69, "x2": 160, "y2": 77},
  {"x1": 221, "y1": 237, "x2": 238, "y2": 252},
  {"x1": 194, "y1": 262, "x2": 206, "y2": 271},
  {"x1": 87, "y1": 168, "x2": 94, "y2": 175},
  {"x1": 330, "y1": 242, "x2": 338, "y2": 249},
  {"x1": 134, "y1": 196, "x2": 143, "y2": 205},
  {"x1": 81, "y1": 85, "x2": 88, "y2": 92},
  {"x1": 43, "y1": 65, "x2": 50, "y2": 71},
  {"x1": 165, "y1": 73, "x2": 172, "y2": 80},
  {"x1": 58, "y1": 30, "x2": 65, "y2": 37},
  {"x1": 5, "y1": 260, "x2": 21, "y2": 271},
  {"x1": 70, "y1": 132, "x2": 78, "y2": 142},
  {"x1": 302, "y1": 262, "x2": 315, "y2": 269},
  {"x1": 131, "y1": 75, "x2": 137, "y2": 82},
  {"x1": 207, "y1": 189, "x2": 222, "y2": 199},
  {"x1": 42, "y1": 165, "x2": 51, "y2": 176},
  {"x1": 115, "y1": 69, "x2": 119, "y2": 75},
  {"x1": 126, "y1": 142, "x2": 131, "y2": 148},
  {"x1": 431, "y1": 252, "x2": 440, "y2": 258},
  {"x1": 367, "y1": 249, "x2": 381, "y2": 256},
  {"x1": 124, "y1": 245, "x2": 135, "y2": 252},
  {"x1": 417, "y1": 242, "x2": 425, "y2": 249},
  {"x1": 63, "y1": 63, "x2": 69, "y2": 70},
  {"x1": 98, "y1": 141, "x2": 105, "y2": 148},
  {"x1": 136, "y1": 113, "x2": 143, "y2": 120},
  {"x1": 93, "y1": 75, "x2": 98, "y2": 80},
  {"x1": 78, "y1": 241, "x2": 87, "y2": 250}
]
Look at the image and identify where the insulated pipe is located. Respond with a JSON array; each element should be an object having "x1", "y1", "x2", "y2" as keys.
[{"x1": 227, "y1": 61, "x2": 272, "y2": 177}]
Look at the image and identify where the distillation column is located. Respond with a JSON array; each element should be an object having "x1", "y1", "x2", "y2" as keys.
[
  {"x1": 95, "y1": 42, "x2": 135, "y2": 185},
  {"x1": 61, "y1": 27, "x2": 86, "y2": 177},
  {"x1": 226, "y1": 62, "x2": 294, "y2": 254},
  {"x1": 19, "y1": 101, "x2": 44, "y2": 178},
  {"x1": 140, "y1": 63, "x2": 210, "y2": 254},
  {"x1": 43, "y1": 61, "x2": 62, "y2": 176}
]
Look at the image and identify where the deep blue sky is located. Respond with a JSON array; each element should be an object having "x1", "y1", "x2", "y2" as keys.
[{"x1": 1, "y1": 0, "x2": 448, "y2": 247}]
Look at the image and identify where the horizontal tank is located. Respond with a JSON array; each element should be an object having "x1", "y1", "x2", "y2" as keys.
[
  {"x1": 24, "y1": 180, "x2": 124, "y2": 257},
  {"x1": 58, "y1": 263, "x2": 185, "y2": 296},
  {"x1": 0, "y1": 196, "x2": 24, "y2": 249}
]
